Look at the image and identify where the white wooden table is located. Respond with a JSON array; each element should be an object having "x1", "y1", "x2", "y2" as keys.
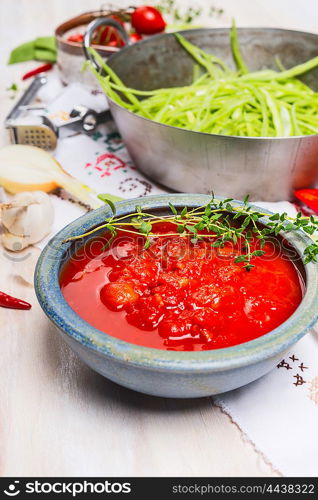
[{"x1": 0, "y1": 0, "x2": 316, "y2": 477}]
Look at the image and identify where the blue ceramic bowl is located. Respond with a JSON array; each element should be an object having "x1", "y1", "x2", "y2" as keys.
[{"x1": 35, "y1": 194, "x2": 318, "y2": 398}]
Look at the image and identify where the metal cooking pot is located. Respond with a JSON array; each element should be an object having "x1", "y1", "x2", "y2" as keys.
[
  {"x1": 84, "y1": 24, "x2": 318, "y2": 201},
  {"x1": 55, "y1": 9, "x2": 131, "y2": 88}
]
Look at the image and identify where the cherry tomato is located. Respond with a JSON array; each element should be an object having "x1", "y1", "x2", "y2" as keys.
[
  {"x1": 129, "y1": 32, "x2": 143, "y2": 43},
  {"x1": 131, "y1": 6, "x2": 166, "y2": 35}
]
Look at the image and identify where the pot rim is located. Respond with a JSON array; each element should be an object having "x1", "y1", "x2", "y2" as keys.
[
  {"x1": 104, "y1": 27, "x2": 318, "y2": 140},
  {"x1": 35, "y1": 194, "x2": 318, "y2": 372},
  {"x1": 55, "y1": 8, "x2": 131, "y2": 54}
]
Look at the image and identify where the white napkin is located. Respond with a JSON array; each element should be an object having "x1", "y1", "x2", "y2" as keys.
[
  {"x1": 215, "y1": 328, "x2": 318, "y2": 477},
  {"x1": 213, "y1": 201, "x2": 318, "y2": 477}
]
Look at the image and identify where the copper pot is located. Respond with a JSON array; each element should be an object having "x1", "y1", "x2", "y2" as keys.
[{"x1": 55, "y1": 9, "x2": 132, "y2": 88}]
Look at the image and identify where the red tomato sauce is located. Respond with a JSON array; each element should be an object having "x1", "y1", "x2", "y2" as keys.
[{"x1": 60, "y1": 222, "x2": 304, "y2": 351}]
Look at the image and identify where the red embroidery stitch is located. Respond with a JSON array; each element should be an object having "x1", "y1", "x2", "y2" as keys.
[{"x1": 86, "y1": 153, "x2": 126, "y2": 178}]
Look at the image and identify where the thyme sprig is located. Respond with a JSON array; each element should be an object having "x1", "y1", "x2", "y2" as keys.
[{"x1": 65, "y1": 196, "x2": 318, "y2": 271}]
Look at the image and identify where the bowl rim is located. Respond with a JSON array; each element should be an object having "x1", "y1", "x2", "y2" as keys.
[
  {"x1": 104, "y1": 26, "x2": 318, "y2": 140},
  {"x1": 35, "y1": 194, "x2": 318, "y2": 372}
]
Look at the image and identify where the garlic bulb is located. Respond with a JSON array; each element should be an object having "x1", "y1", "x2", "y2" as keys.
[{"x1": 1, "y1": 191, "x2": 54, "y2": 251}]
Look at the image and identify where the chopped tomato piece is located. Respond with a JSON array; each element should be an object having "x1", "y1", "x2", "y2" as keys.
[{"x1": 100, "y1": 283, "x2": 138, "y2": 311}]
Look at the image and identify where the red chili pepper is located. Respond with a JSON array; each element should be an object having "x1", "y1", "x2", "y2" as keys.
[
  {"x1": 294, "y1": 189, "x2": 318, "y2": 214},
  {"x1": 22, "y1": 63, "x2": 53, "y2": 81},
  {"x1": 0, "y1": 291, "x2": 32, "y2": 310}
]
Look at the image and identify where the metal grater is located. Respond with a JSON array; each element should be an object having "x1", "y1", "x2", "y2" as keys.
[
  {"x1": 8, "y1": 118, "x2": 58, "y2": 150},
  {"x1": 5, "y1": 74, "x2": 58, "y2": 150},
  {"x1": 5, "y1": 74, "x2": 110, "y2": 150}
]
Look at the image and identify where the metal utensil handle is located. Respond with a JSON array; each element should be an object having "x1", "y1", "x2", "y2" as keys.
[
  {"x1": 6, "y1": 74, "x2": 47, "y2": 122},
  {"x1": 83, "y1": 17, "x2": 130, "y2": 72}
]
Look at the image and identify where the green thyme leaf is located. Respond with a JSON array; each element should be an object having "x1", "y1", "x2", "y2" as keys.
[
  {"x1": 64, "y1": 195, "x2": 318, "y2": 273},
  {"x1": 140, "y1": 221, "x2": 152, "y2": 234},
  {"x1": 169, "y1": 202, "x2": 178, "y2": 215},
  {"x1": 97, "y1": 195, "x2": 117, "y2": 215},
  {"x1": 181, "y1": 206, "x2": 188, "y2": 217}
]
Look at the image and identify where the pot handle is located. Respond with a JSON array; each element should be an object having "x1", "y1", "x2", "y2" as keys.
[{"x1": 83, "y1": 17, "x2": 130, "y2": 72}]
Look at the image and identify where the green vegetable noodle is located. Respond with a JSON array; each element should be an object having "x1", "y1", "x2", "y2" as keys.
[{"x1": 88, "y1": 22, "x2": 318, "y2": 138}]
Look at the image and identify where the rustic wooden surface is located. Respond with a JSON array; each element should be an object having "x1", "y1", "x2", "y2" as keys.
[{"x1": 0, "y1": 0, "x2": 316, "y2": 477}]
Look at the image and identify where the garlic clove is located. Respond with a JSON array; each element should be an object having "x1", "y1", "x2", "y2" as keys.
[
  {"x1": 1, "y1": 231, "x2": 30, "y2": 252},
  {"x1": 1, "y1": 191, "x2": 54, "y2": 251}
]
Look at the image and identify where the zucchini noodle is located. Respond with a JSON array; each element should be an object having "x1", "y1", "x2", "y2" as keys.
[{"x1": 89, "y1": 22, "x2": 318, "y2": 137}]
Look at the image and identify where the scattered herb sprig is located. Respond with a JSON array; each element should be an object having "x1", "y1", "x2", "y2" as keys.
[
  {"x1": 6, "y1": 82, "x2": 19, "y2": 99},
  {"x1": 155, "y1": 0, "x2": 224, "y2": 25},
  {"x1": 65, "y1": 196, "x2": 318, "y2": 271}
]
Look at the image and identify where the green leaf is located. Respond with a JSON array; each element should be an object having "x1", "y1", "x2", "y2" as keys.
[
  {"x1": 97, "y1": 194, "x2": 118, "y2": 215},
  {"x1": 244, "y1": 264, "x2": 254, "y2": 272},
  {"x1": 186, "y1": 225, "x2": 197, "y2": 233},
  {"x1": 6, "y1": 83, "x2": 18, "y2": 92},
  {"x1": 34, "y1": 48, "x2": 57, "y2": 62},
  {"x1": 177, "y1": 224, "x2": 185, "y2": 233},
  {"x1": 35, "y1": 36, "x2": 57, "y2": 52},
  {"x1": 303, "y1": 226, "x2": 316, "y2": 235},
  {"x1": 211, "y1": 213, "x2": 223, "y2": 221},
  {"x1": 140, "y1": 221, "x2": 152, "y2": 234},
  {"x1": 212, "y1": 240, "x2": 223, "y2": 247},
  {"x1": 285, "y1": 223, "x2": 297, "y2": 230},
  {"x1": 8, "y1": 36, "x2": 57, "y2": 65},
  {"x1": 131, "y1": 216, "x2": 141, "y2": 227},
  {"x1": 181, "y1": 206, "x2": 188, "y2": 217},
  {"x1": 169, "y1": 202, "x2": 178, "y2": 215},
  {"x1": 269, "y1": 213, "x2": 280, "y2": 221},
  {"x1": 242, "y1": 216, "x2": 251, "y2": 228},
  {"x1": 252, "y1": 250, "x2": 266, "y2": 257},
  {"x1": 233, "y1": 212, "x2": 242, "y2": 219},
  {"x1": 98, "y1": 193, "x2": 123, "y2": 203},
  {"x1": 8, "y1": 40, "x2": 35, "y2": 64},
  {"x1": 204, "y1": 205, "x2": 211, "y2": 216},
  {"x1": 235, "y1": 255, "x2": 247, "y2": 263},
  {"x1": 274, "y1": 224, "x2": 283, "y2": 235},
  {"x1": 243, "y1": 194, "x2": 250, "y2": 204}
]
